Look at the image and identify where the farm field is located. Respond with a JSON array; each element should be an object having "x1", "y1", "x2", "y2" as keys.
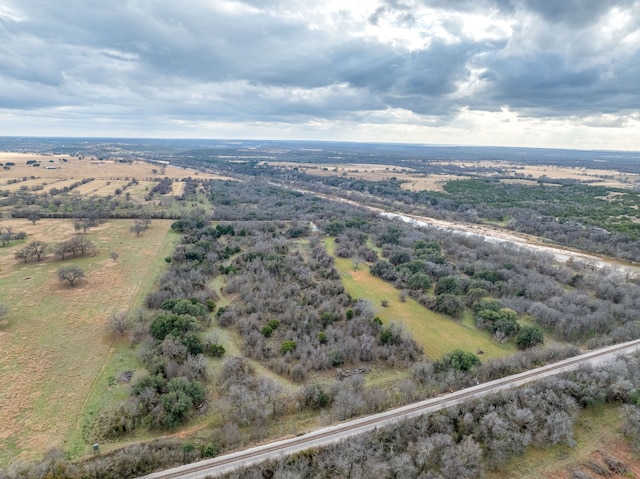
[
  {"x1": 0, "y1": 153, "x2": 232, "y2": 211},
  {"x1": 0, "y1": 152, "x2": 227, "y2": 182},
  {"x1": 325, "y1": 238, "x2": 516, "y2": 360},
  {"x1": 0, "y1": 218, "x2": 179, "y2": 465}
]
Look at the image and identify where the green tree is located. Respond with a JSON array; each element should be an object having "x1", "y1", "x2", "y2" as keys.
[
  {"x1": 150, "y1": 313, "x2": 201, "y2": 341},
  {"x1": 516, "y1": 325, "x2": 544, "y2": 349},
  {"x1": 435, "y1": 276, "x2": 458, "y2": 295},
  {"x1": 408, "y1": 272, "x2": 432, "y2": 291},
  {"x1": 280, "y1": 340, "x2": 297, "y2": 355},
  {"x1": 438, "y1": 349, "x2": 481, "y2": 372},
  {"x1": 435, "y1": 293, "x2": 464, "y2": 318},
  {"x1": 475, "y1": 307, "x2": 520, "y2": 339}
]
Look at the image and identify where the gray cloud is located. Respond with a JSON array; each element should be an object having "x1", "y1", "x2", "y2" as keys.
[
  {"x1": 422, "y1": 0, "x2": 636, "y2": 27},
  {"x1": 0, "y1": 0, "x2": 639, "y2": 142}
]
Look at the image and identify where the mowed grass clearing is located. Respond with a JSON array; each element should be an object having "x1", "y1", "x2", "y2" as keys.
[
  {"x1": 0, "y1": 219, "x2": 179, "y2": 466},
  {"x1": 325, "y1": 238, "x2": 514, "y2": 360}
]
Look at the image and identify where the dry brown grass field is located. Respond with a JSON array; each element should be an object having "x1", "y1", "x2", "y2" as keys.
[
  {"x1": 0, "y1": 152, "x2": 230, "y2": 195},
  {"x1": 0, "y1": 152, "x2": 208, "y2": 180},
  {"x1": 0, "y1": 218, "x2": 179, "y2": 465}
]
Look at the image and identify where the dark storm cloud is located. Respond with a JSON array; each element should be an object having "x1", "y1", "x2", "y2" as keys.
[
  {"x1": 476, "y1": 52, "x2": 603, "y2": 113},
  {"x1": 422, "y1": 0, "x2": 636, "y2": 27},
  {"x1": 0, "y1": 0, "x2": 639, "y2": 132}
]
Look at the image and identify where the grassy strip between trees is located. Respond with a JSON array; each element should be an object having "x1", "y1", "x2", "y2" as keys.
[
  {"x1": 65, "y1": 224, "x2": 182, "y2": 459},
  {"x1": 325, "y1": 238, "x2": 515, "y2": 360}
]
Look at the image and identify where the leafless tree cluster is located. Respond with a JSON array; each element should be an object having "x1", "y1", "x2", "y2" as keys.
[
  {"x1": 216, "y1": 357, "x2": 284, "y2": 428},
  {"x1": 130, "y1": 217, "x2": 151, "y2": 236},
  {"x1": 6, "y1": 352, "x2": 639, "y2": 479},
  {"x1": 53, "y1": 236, "x2": 96, "y2": 260},
  {"x1": 218, "y1": 230, "x2": 421, "y2": 378},
  {"x1": 220, "y1": 354, "x2": 640, "y2": 479},
  {"x1": 14, "y1": 240, "x2": 48, "y2": 263}
]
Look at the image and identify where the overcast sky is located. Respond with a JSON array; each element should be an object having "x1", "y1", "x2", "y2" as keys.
[{"x1": 1, "y1": 0, "x2": 639, "y2": 150}]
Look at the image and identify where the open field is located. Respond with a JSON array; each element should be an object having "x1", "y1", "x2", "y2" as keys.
[
  {"x1": 266, "y1": 161, "x2": 421, "y2": 180},
  {"x1": 267, "y1": 160, "x2": 468, "y2": 192},
  {"x1": 72, "y1": 179, "x2": 124, "y2": 197},
  {"x1": 400, "y1": 174, "x2": 469, "y2": 192},
  {"x1": 325, "y1": 239, "x2": 515, "y2": 360},
  {"x1": 0, "y1": 153, "x2": 232, "y2": 210},
  {"x1": 0, "y1": 152, "x2": 229, "y2": 182},
  {"x1": 0, "y1": 219, "x2": 179, "y2": 465}
]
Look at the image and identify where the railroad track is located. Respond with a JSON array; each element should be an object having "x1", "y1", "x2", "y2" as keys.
[{"x1": 140, "y1": 338, "x2": 640, "y2": 479}]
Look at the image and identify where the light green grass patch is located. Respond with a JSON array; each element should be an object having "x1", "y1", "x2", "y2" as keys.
[{"x1": 326, "y1": 238, "x2": 515, "y2": 360}]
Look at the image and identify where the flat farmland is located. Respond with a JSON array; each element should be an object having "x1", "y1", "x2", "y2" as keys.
[
  {"x1": 399, "y1": 174, "x2": 468, "y2": 192},
  {"x1": 268, "y1": 161, "x2": 468, "y2": 193},
  {"x1": 0, "y1": 153, "x2": 230, "y2": 191},
  {"x1": 72, "y1": 179, "x2": 129, "y2": 197},
  {"x1": 267, "y1": 161, "x2": 414, "y2": 179},
  {"x1": 0, "y1": 218, "x2": 179, "y2": 465},
  {"x1": 0, "y1": 178, "x2": 51, "y2": 192},
  {"x1": 0, "y1": 153, "x2": 222, "y2": 181}
]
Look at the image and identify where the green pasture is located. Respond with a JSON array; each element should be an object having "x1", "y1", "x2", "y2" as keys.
[{"x1": 325, "y1": 238, "x2": 515, "y2": 360}]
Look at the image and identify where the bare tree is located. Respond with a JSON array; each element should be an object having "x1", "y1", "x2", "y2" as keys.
[
  {"x1": 74, "y1": 218, "x2": 93, "y2": 234},
  {"x1": 130, "y1": 219, "x2": 148, "y2": 237},
  {"x1": 0, "y1": 226, "x2": 13, "y2": 247},
  {"x1": 70, "y1": 236, "x2": 96, "y2": 256},
  {"x1": 108, "y1": 311, "x2": 129, "y2": 336},
  {"x1": 54, "y1": 241, "x2": 75, "y2": 260},
  {"x1": 27, "y1": 210, "x2": 41, "y2": 225},
  {"x1": 29, "y1": 241, "x2": 48, "y2": 261},
  {"x1": 15, "y1": 241, "x2": 47, "y2": 262},
  {"x1": 57, "y1": 265, "x2": 85, "y2": 286},
  {"x1": 15, "y1": 247, "x2": 31, "y2": 263}
]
